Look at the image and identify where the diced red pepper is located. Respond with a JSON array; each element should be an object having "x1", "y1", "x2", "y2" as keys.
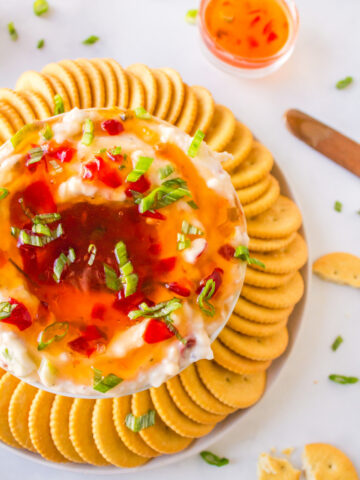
[
  {"x1": 81, "y1": 324, "x2": 103, "y2": 341},
  {"x1": 267, "y1": 31, "x2": 278, "y2": 43},
  {"x1": 143, "y1": 319, "x2": 174, "y2": 344},
  {"x1": 91, "y1": 303, "x2": 106, "y2": 321},
  {"x1": 248, "y1": 36, "x2": 259, "y2": 47},
  {"x1": 218, "y1": 244, "x2": 235, "y2": 260},
  {"x1": 107, "y1": 151, "x2": 123, "y2": 163},
  {"x1": 140, "y1": 210, "x2": 166, "y2": 220},
  {"x1": 82, "y1": 156, "x2": 122, "y2": 188},
  {"x1": 112, "y1": 291, "x2": 147, "y2": 315},
  {"x1": 23, "y1": 181, "x2": 57, "y2": 214},
  {"x1": 68, "y1": 337, "x2": 95, "y2": 357},
  {"x1": 165, "y1": 282, "x2": 191, "y2": 297},
  {"x1": 0, "y1": 298, "x2": 32, "y2": 331},
  {"x1": 155, "y1": 257, "x2": 176, "y2": 274},
  {"x1": 197, "y1": 268, "x2": 224, "y2": 294},
  {"x1": 125, "y1": 175, "x2": 151, "y2": 197},
  {"x1": 48, "y1": 145, "x2": 75, "y2": 163},
  {"x1": 250, "y1": 15, "x2": 260, "y2": 27},
  {"x1": 101, "y1": 119, "x2": 124, "y2": 136}
]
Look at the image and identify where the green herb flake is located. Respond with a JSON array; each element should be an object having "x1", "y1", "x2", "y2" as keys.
[
  {"x1": 197, "y1": 279, "x2": 216, "y2": 317},
  {"x1": 0, "y1": 301, "x2": 17, "y2": 320},
  {"x1": 159, "y1": 165, "x2": 174, "y2": 180},
  {"x1": 33, "y1": 0, "x2": 49, "y2": 16},
  {"x1": 188, "y1": 129, "x2": 205, "y2": 157},
  {"x1": 54, "y1": 94, "x2": 65, "y2": 115},
  {"x1": 185, "y1": 9, "x2": 198, "y2": 25},
  {"x1": 37, "y1": 321, "x2": 69, "y2": 350},
  {"x1": 81, "y1": 118, "x2": 94, "y2": 146},
  {"x1": 93, "y1": 368, "x2": 122, "y2": 393},
  {"x1": 27, "y1": 147, "x2": 44, "y2": 165},
  {"x1": 129, "y1": 298, "x2": 182, "y2": 320},
  {"x1": 234, "y1": 245, "x2": 265, "y2": 269},
  {"x1": 126, "y1": 156, "x2": 153, "y2": 183},
  {"x1": 125, "y1": 410, "x2": 156, "y2": 432},
  {"x1": 82, "y1": 35, "x2": 100, "y2": 45},
  {"x1": 336, "y1": 76, "x2": 353, "y2": 90},
  {"x1": 32, "y1": 223, "x2": 51, "y2": 236},
  {"x1": 8, "y1": 22, "x2": 18, "y2": 41},
  {"x1": 177, "y1": 233, "x2": 191, "y2": 251},
  {"x1": 329, "y1": 374, "x2": 358, "y2": 385},
  {"x1": 134, "y1": 107, "x2": 151, "y2": 119},
  {"x1": 0, "y1": 188, "x2": 9, "y2": 201},
  {"x1": 32, "y1": 212, "x2": 61, "y2": 224},
  {"x1": 37, "y1": 39, "x2": 45, "y2": 49},
  {"x1": 110, "y1": 146, "x2": 122, "y2": 155},
  {"x1": 331, "y1": 336, "x2": 343, "y2": 352},
  {"x1": 53, "y1": 248, "x2": 75, "y2": 283},
  {"x1": 187, "y1": 200, "x2": 199, "y2": 210},
  {"x1": 88, "y1": 244, "x2": 97, "y2": 266},
  {"x1": 334, "y1": 201, "x2": 342, "y2": 212},
  {"x1": 139, "y1": 178, "x2": 191, "y2": 213},
  {"x1": 200, "y1": 451, "x2": 229, "y2": 467},
  {"x1": 181, "y1": 220, "x2": 203, "y2": 236},
  {"x1": 103, "y1": 263, "x2": 121, "y2": 291}
]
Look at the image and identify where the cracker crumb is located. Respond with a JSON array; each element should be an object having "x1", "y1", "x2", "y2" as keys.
[{"x1": 257, "y1": 453, "x2": 301, "y2": 480}]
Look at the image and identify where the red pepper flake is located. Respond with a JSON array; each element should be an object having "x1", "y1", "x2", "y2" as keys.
[
  {"x1": 250, "y1": 15, "x2": 261, "y2": 27},
  {"x1": 143, "y1": 319, "x2": 174, "y2": 344},
  {"x1": 107, "y1": 151, "x2": 123, "y2": 163},
  {"x1": 91, "y1": 303, "x2": 107, "y2": 321},
  {"x1": 101, "y1": 119, "x2": 124, "y2": 136},
  {"x1": 218, "y1": 244, "x2": 235, "y2": 260},
  {"x1": 197, "y1": 268, "x2": 223, "y2": 294},
  {"x1": 248, "y1": 36, "x2": 259, "y2": 48},
  {"x1": 155, "y1": 257, "x2": 176, "y2": 274},
  {"x1": 125, "y1": 175, "x2": 150, "y2": 197},
  {"x1": 263, "y1": 20, "x2": 273, "y2": 35},
  {"x1": 267, "y1": 31, "x2": 278, "y2": 43},
  {"x1": 165, "y1": 282, "x2": 191, "y2": 297},
  {"x1": 140, "y1": 210, "x2": 166, "y2": 221},
  {"x1": 112, "y1": 291, "x2": 147, "y2": 315},
  {"x1": 0, "y1": 298, "x2": 32, "y2": 331}
]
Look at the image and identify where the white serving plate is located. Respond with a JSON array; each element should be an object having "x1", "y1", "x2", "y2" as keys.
[{"x1": 0, "y1": 160, "x2": 310, "y2": 474}]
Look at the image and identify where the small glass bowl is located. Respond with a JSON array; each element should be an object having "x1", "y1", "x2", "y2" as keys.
[{"x1": 198, "y1": 0, "x2": 299, "y2": 79}]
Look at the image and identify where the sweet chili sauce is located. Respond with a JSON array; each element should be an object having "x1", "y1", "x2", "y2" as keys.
[{"x1": 204, "y1": 0, "x2": 290, "y2": 59}]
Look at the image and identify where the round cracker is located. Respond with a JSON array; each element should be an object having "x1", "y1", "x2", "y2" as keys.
[
  {"x1": 245, "y1": 267, "x2": 296, "y2": 288},
  {"x1": 9, "y1": 381, "x2": 38, "y2": 452},
  {"x1": 222, "y1": 121, "x2": 253, "y2": 171},
  {"x1": 241, "y1": 271, "x2": 304, "y2": 309},
  {"x1": 90, "y1": 58, "x2": 118, "y2": 107},
  {"x1": 132, "y1": 390, "x2": 193, "y2": 454},
  {"x1": 18, "y1": 90, "x2": 51, "y2": 120},
  {"x1": 231, "y1": 141, "x2": 274, "y2": 189},
  {"x1": 228, "y1": 313, "x2": 288, "y2": 337},
  {"x1": 160, "y1": 67, "x2": 185, "y2": 124},
  {"x1": 190, "y1": 85, "x2": 215, "y2": 135},
  {"x1": 0, "y1": 373, "x2": 21, "y2": 448},
  {"x1": 150, "y1": 384, "x2": 214, "y2": 438},
  {"x1": 235, "y1": 297, "x2": 294, "y2": 324},
  {"x1": 125, "y1": 71, "x2": 145, "y2": 109},
  {"x1": 103, "y1": 58, "x2": 129, "y2": 108},
  {"x1": 92, "y1": 399, "x2": 148, "y2": 468},
  {"x1": 113, "y1": 396, "x2": 160, "y2": 458},
  {"x1": 15, "y1": 71, "x2": 55, "y2": 110},
  {"x1": 0, "y1": 112, "x2": 15, "y2": 142},
  {"x1": 50, "y1": 395, "x2": 84, "y2": 463},
  {"x1": 42, "y1": 62, "x2": 80, "y2": 108},
  {"x1": 0, "y1": 100, "x2": 26, "y2": 131},
  {"x1": 243, "y1": 175, "x2": 280, "y2": 218},
  {"x1": 166, "y1": 376, "x2": 225, "y2": 425},
  {"x1": 249, "y1": 232, "x2": 297, "y2": 253},
  {"x1": 197, "y1": 360, "x2": 266, "y2": 408},
  {"x1": 303, "y1": 443, "x2": 358, "y2": 480},
  {"x1": 219, "y1": 326, "x2": 289, "y2": 361},
  {"x1": 29, "y1": 390, "x2": 67, "y2": 462},
  {"x1": 75, "y1": 58, "x2": 105, "y2": 108},
  {"x1": 247, "y1": 195, "x2": 302, "y2": 239},
  {"x1": 127, "y1": 63, "x2": 157, "y2": 114},
  {"x1": 212, "y1": 339, "x2": 271, "y2": 374},
  {"x1": 250, "y1": 233, "x2": 308, "y2": 274},
  {"x1": 312, "y1": 252, "x2": 360, "y2": 288},
  {"x1": 237, "y1": 175, "x2": 271, "y2": 206},
  {"x1": 175, "y1": 84, "x2": 198, "y2": 134},
  {"x1": 69, "y1": 398, "x2": 109, "y2": 465},
  {"x1": 0, "y1": 88, "x2": 36, "y2": 123},
  {"x1": 205, "y1": 104, "x2": 236, "y2": 152},
  {"x1": 42, "y1": 73, "x2": 72, "y2": 112},
  {"x1": 179, "y1": 364, "x2": 236, "y2": 415},
  {"x1": 152, "y1": 69, "x2": 172, "y2": 119},
  {"x1": 58, "y1": 59, "x2": 92, "y2": 108}
]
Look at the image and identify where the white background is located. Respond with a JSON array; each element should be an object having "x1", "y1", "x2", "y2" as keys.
[{"x1": 0, "y1": 0, "x2": 359, "y2": 477}]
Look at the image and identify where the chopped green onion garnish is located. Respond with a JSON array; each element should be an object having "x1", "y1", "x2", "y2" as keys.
[
  {"x1": 41, "y1": 123, "x2": 53, "y2": 140},
  {"x1": 159, "y1": 165, "x2": 174, "y2": 180},
  {"x1": 331, "y1": 336, "x2": 343, "y2": 351},
  {"x1": 181, "y1": 220, "x2": 203, "y2": 235},
  {"x1": 11, "y1": 124, "x2": 38, "y2": 148},
  {"x1": 185, "y1": 9, "x2": 198, "y2": 25},
  {"x1": 8, "y1": 22, "x2": 18, "y2": 41},
  {"x1": 125, "y1": 410, "x2": 156, "y2": 432},
  {"x1": 163, "y1": 315, "x2": 187, "y2": 344},
  {"x1": 0, "y1": 188, "x2": 9, "y2": 201},
  {"x1": 336, "y1": 76, "x2": 353, "y2": 90},
  {"x1": 54, "y1": 94, "x2": 64, "y2": 115},
  {"x1": 114, "y1": 241, "x2": 138, "y2": 297},
  {"x1": 121, "y1": 273, "x2": 139, "y2": 297},
  {"x1": 37, "y1": 321, "x2": 69, "y2": 350},
  {"x1": 103, "y1": 263, "x2": 121, "y2": 291},
  {"x1": 13, "y1": 224, "x2": 63, "y2": 247},
  {"x1": 37, "y1": 39, "x2": 45, "y2": 49},
  {"x1": 234, "y1": 245, "x2": 266, "y2": 269},
  {"x1": 197, "y1": 279, "x2": 216, "y2": 317},
  {"x1": 33, "y1": 0, "x2": 49, "y2": 16},
  {"x1": 93, "y1": 368, "x2": 122, "y2": 393},
  {"x1": 0, "y1": 302, "x2": 17, "y2": 320},
  {"x1": 126, "y1": 156, "x2": 153, "y2": 183},
  {"x1": 188, "y1": 129, "x2": 205, "y2": 158},
  {"x1": 329, "y1": 374, "x2": 358, "y2": 385},
  {"x1": 32, "y1": 223, "x2": 51, "y2": 236},
  {"x1": 32, "y1": 212, "x2": 61, "y2": 224},
  {"x1": 81, "y1": 118, "x2": 94, "y2": 146},
  {"x1": 334, "y1": 201, "x2": 342, "y2": 212},
  {"x1": 82, "y1": 35, "x2": 100, "y2": 45},
  {"x1": 187, "y1": 200, "x2": 199, "y2": 209},
  {"x1": 110, "y1": 146, "x2": 122, "y2": 155},
  {"x1": 88, "y1": 244, "x2": 97, "y2": 266},
  {"x1": 177, "y1": 233, "x2": 191, "y2": 251},
  {"x1": 49, "y1": 160, "x2": 63, "y2": 172},
  {"x1": 27, "y1": 147, "x2": 44, "y2": 165},
  {"x1": 134, "y1": 107, "x2": 151, "y2": 119},
  {"x1": 53, "y1": 248, "x2": 75, "y2": 283},
  {"x1": 129, "y1": 298, "x2": 182, "y2": 320},
  {"x1": 139, "y1": 178, "x2": 190, "y2": 213},
  {"x1": 200, "y1": 451, "x2": 229, "y2": 467},
  {"x1": 68, "y1": 247, "x2": 76, "y2": 263}
]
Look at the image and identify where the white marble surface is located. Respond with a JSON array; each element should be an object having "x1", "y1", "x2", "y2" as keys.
[{"x1": 0, "y1": 0, "x2": 359, "y2": 477}]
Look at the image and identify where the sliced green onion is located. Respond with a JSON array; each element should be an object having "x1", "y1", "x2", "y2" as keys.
[
  {"x1": 0, "y1": 188, "x2": 9, "y2": 201},
  {"x1": 331, "y1": 336, "x2": 343, "y2": 351},
  {"x1": 200, "y1": 451, "x2": 229, "y2": 467},
  {"x1": 49, "y1": 160, "x2": 63, "y2": 172},
  {"x1": 17, "y1": 229, "x2": 46, "y2": 247},
  {"x1": 88, "y1": 244, "x2": 97, "y2": 266},
  {"x1": 11, "y1": 124, "x2": 38, "y2": 148},
  {"x1": 68, "y1": 247, "x2": 76, "y2": 263},
  {"x1": 103, "y1": 263, "x2": 121, "y2": 291},
  {"x1": 33, "y1": 0, "x2": 49, "y2": 16},
  {"x1": 188, "y1": 129, "x2": 205, "y2": 158},
  {"x1": 126, "y1": 156, "x2": 153, "y2": 183},
  {"x1": 54, "y1": 94, "x2": 64, "y2": 115},
  {"x1": 336, "y1": 76, "x2": 353, "y2": 90},
  {"x1": 181, "y1": 220, "x2": 203, "y2": 235},
  {"x1": 159, "y1": 165, "x2": 174, "y2": 180},
  {"x1": 185, "y1": 9, "x2": 198, "y2": 25},
  {"x1": 187, "y1": 200, "x2": 199, "y2": 210},
  {"x1": 121, "y1": 273, "x2": 139, "y2": 297},
  {"x1": 93, "y1": 368, "x2": 123, "y2": 393},
  {"x1": 32, "y1": 212, "x2": 61, "y2": 224},
  {"x1": 37, "y1": 39, "x2": 45, "y2": 49},
  {"x1": 2, "y1": 348, "x2": 11, "y2": 360},
  {"x1": 81, "y1": 118, "x2": 94, "y2": 146},
  {"x1": 129, "y1": 298, "x2": 182, "y2": 320},
  {"x1": 125, "y1": 410, "x2": 155, "y2": 432},
  {"x1": 41, "y1": 123, "x2": 53, "y2": 140},
  {"x1": 177, "y1": 233, "x2": 191, "y2": 251},
  {"x1": 163, "y1": 315, "x2": 187, "y2": 344},
  {"x1": 27, "y1": 147, "x2": 44, "y2": 165},
  {"x1": 8, "y1": 22, "x2": 18, "y2": 41},
  {"x1": 197, "y1": 279, "x2": 216, "y2": 317},
  {"x1": 82, "y1": 35, "x2": 99, "y2": 45},
  {"x1": 334, "y1": 200, "x2": 342, "y2": 212},
  {"x1": 110, "y1": 146, "x2": 122, "y2": 155},
  {"x1": 53, "y1": 248, "x2": 75, "y2": 283},
  {"x1": 32, "y1": 223, "x2": 51, "y2": 236},
  {"x1": 329, "y1": 374, "x2": 358, "y2": 385},
  {"x1": 37, "y1": 321, "x2": 69, "y2": 350},
  {"x1": 234, "y1": 245, "x2": 266, "y2": 269},
  {"x1": 139, "y1": 178, "x2": 190, "y2": 213},
  {"x1": 134, "y1": 107, "x2": 151, "y2": 119},
  {"x1": 114, "y1": 241, "x2": 138, "y2": 297},
  {"x1": 0, "y1": 301, "x2": 17, "y2": 320}
]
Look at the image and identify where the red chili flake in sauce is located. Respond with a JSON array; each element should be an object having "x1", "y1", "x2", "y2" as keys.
[
  {"x1": 143, "y1": 319, "x2": 174, "y2": 344},
  {"x1": 68, "y1": 325, "x2": 103, "y2": 357},
  {"x1": 267, "y1": 31, "x2": 278, "y2": 42},
  {"x1": 155, "y1": 257, "x2": 177, "y2": 274},
  {"x1": 218, "y1": 244, "x2": 235, "y2": 260},
  {"x1": 91, "y1": 303, "x2": 107, "y2": 320},
  {"x1": 197, "y1": 268, "x2": 223, "y2": 294},
  {"x1": 165, "y1": 282, "x2": 191, "y2": 297},
  {"x1": 112, "y1": 291, "x2": 147, "y2": 315},
  {"x1": 101, "y1": 119, "x2": 124, "y2": 136},
  {"x1": 1, "y1": 299, "x2": 32, "y2": 331},
  {"x1": 125, "y1": 175, "x2": 151, "y2": 197},
  {"x1": 263, "y1": 20, "x2": 273, "y2": 35},
  {"x1": 250, "y1": 15, "x2": 261, "y2": 26},
  {"x1": 248, "y1": 36, "x2": 259, "y2": 48},
  {"x1": 140, "y1": 210, "x2": 166, "y2": 221}
]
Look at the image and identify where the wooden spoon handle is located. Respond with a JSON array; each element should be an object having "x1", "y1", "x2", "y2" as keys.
[{"x1": 285, "y1": 109, "x2": 360, "y2": 177}]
